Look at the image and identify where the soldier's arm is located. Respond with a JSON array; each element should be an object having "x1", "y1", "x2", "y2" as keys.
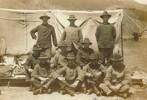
[
  {"x1": 104, "y1": 66, "x2": 112, "y2": 87},
  {"x1": 60, "y1": 30, "x2": 66, "y2": 42},
  {"x1": 23, "y1": 56, "x2": 32, "y2": 70},
  {"x1": 30, "y1": 26, "x2": 38, "y2": 39},
  {"x1": 51, "y1": 27, "x2": 57, "y2": 47},
  {"x1": 31, "y1": 65, "x2": 40, "y2": 79},
  {"x1": 95, "y1": 26, "x2": 100, "y2": 42},
  {"x1": 112, "y1": 26, "x2": 116, "y2": 40},
  {"x1": 78, "y1": 28, "x2": 83, "y2": 43}
]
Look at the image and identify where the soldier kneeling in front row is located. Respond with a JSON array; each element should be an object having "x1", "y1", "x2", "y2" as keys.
[
  {"x1": 99, "y1": 54, "x2": 132, "y2": 98},
  {"x1": 82, "y1": 54, "x2": 105, "y2": 95}
]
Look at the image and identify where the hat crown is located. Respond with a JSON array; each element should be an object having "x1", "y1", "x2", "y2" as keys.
[
  {"x1": 40, "y1": 14, "x2": 50, "y2": 19},
  {"x1": 100, "y1": 11, "x2": 111, "y2": 18},
  {"x1": 82, "y1": 38, "x2": 92, "y2": 44},
  {"x1": 111, "y1": 54, "x2": 123, "y2": 61},
  {"x1": 68, "y1": 15, "x2": 77, "y2": 20},
  {"x1": 89, "y1": 54, "x2": 98, "y2": 60}
]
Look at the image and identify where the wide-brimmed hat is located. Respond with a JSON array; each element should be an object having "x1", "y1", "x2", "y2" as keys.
[
  {"x1": 81, "y1": 38, "x2": 92, "y2": 45},
  {"x1": 110, "y1": 54, "x2": 123, "y2": 62},
  {"x1": 100, "y1": 11, "x2": 111, "y2": 18},
  {"x1": 66, "y1": 52, "x2": 75, "y2": 60},
  {"x1": 38, "y1": 54, "x2": 49, "y2": 60},
  {"x1": 89, "y1": 54, "x2": 98, "y2": 60},
  {"x1": 68, "y1": 15, "x2": 77, "y2": 20},
  {"x1": 40, "y1": 15, "x2": 50, "y2": 20},
  {"x1": 33, "y1": 45, "x2": 42, "y2": 51}
]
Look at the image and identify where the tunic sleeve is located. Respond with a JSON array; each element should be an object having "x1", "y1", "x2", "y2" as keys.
[
  {"x1": 60, "y1": 30, "x2": 66, "y2": 42},
  {"x1": 95, "y1": 26, "x2": 101, "y2": 42},
  {"x1": 30, "y1": 26, "x2": 38, "y2": 38},
  {"x1": 31, "y1": 65, "x2": 39, "y2": 78},
  {"x1": 51, "y1": 27, "x2": 57, "y2": 47}
]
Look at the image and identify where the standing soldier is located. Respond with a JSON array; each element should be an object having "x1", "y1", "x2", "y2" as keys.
[
  {"x1": 76, "y1": 38, "x2": 94, "y2": 68},
  {"x1": 60, "y1": 15, "x2": 83, "y2": 53},
  {"x1": 99, "y1": 54, "x2": 131, "y2": 98},
  {"x1": 24, "y1": 45, "x2": 41, "y2": 83},
  {"x1": 31, "y1": 55, "x2": 51, "y2": 95},
  {"x1": 30, "y1": 15, "x2": 57, "y2": 59},
  {"x1": 95, "y1": 11, "x2": 116, "y2": 66}
]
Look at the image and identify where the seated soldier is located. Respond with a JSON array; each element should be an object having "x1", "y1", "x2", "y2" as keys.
[
  {"x1": 50, "y1": 41, "x2": 67, "y2": 71},
  {"x1": 83, "y1": 53, "x2": 105, "y2": 96},
  {"x1": 99, "y1": 54, "x2": 131, "y2": 98},
  {"x1": 24, "y1": 45, "x2": 41, "y2": 83},
  {"x1": 76, "y1": 38, "x2": 94, "y2": 69},
  {"x1": 31, "y1": 55, "x2": 51, "y2": 95},
  {"x1": 50, "y1": 52, "x2": 83, "y2": 96}
]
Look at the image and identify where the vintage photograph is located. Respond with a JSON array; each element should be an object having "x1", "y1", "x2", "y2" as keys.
[{"x1": 0, "y1": 0, "x2": 147, "y2": 100}]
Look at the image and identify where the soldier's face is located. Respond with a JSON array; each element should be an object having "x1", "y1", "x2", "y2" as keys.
[
  {"x1": 39, "y1": 60, "x2": 47, "y2": 65},
  {"x1": 102, "y1": 17, "x2": 109, "y2": 23},
  {"x1": 42, "y1": 18, "x2": 49, "y2": 23},
  {"x1": 83, "y1": 44, "x2": 90, "y2": 48},
  {"x1": 69, "y1": 20, "x2": 76, "y2": 24},
  {"x1": 68, "y1": 59, "x2": 75, "y2": 66},
  {"x1": 33, "y1": 51, "x2": 40, "y2": 57}
]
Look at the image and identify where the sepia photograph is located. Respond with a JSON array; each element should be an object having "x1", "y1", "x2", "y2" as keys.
[{"x1": 0, "y1": 0, "x2": 147, "y2": 100}]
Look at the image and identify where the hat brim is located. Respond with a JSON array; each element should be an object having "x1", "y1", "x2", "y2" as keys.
[
  {"x1": 111, "y1": 58, "x2": 123, "y2": 61},
  {"x1": 100, "y1": 15, "x2": 111, "y2": 18},
  {"x1": 68, "y1": 18, "x2": 77, "y2": 21},
  {"x1": 81, "y1": 42, "x2": 92, "y2": 45},
  {"x1": 40, "y1": 16, "x2": 50, "y2": 19},
  {"x1": 65, "y1": 57, "x2": 75, "y2": 60}
]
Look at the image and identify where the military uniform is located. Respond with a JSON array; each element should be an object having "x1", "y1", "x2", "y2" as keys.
[
  {"x1": 51, "y1": 41, "x2": 67, "y2": 68},
  {"x1": 24, "y1": 54, "x2": 39, "y2": 81},
  {"x1": 24, "y1": 46, "x2": 41, "y2": 81},
  {"x1": 82, "y1": 54, "x2": 105, "y2": 95},
  {"x1": 76, "y1": 38, "x2": 94, "y2": 68},
  {"x1": 53, "y1": 52, "x2": 84, "y2": 96},
  {"x1": 100, "y1": 54, "x2": 131, "y2": 97},
  {"x1": 95, "y1": 11, "x2": 116, "y2": 65},
  {"x1": 31, "y1": 55, "x2": 51, "y2": 92},
  {"x1": 30, "y1": 15, "x2": 57, "y2": 58},
  {"x1": 60, "y1": 15, "x2": 83, "y2": 54}
]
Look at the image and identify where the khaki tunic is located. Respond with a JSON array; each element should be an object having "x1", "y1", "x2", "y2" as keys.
[
  {"x1": 95, "y1": 23, "x2": 116, "y2": 48},
  {"x1": 30, "y1": 24, "x2": 57, "y2": 49},
  {"x1": 60, "y1": 26, "x2": 83, "y2": 45}
]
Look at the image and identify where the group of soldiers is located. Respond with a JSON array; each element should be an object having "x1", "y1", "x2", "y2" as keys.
[{"x1": 23, "y1": 11, "x2": 131, "y2": 98}]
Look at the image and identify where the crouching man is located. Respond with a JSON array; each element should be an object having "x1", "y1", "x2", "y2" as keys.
[
  {"x1": 51, "y1": 52, "x2": 83, "y2": 96},
  {"x1": 83, "y1": 54, "x2": 105, "y2": 95},
  {"x1": 99, "y1": 54, "x2": 131, "y2": 98},
  {"x1": 31, "y1": 55, "x2": 51, "y2": 95},
  {"x1": 24, "y1": 45, "x2": 41, "y2": 83}
]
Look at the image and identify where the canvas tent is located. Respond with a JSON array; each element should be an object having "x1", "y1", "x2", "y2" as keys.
[{"x1": 0, "y1": 9, "x2": 125, "y2": 55}]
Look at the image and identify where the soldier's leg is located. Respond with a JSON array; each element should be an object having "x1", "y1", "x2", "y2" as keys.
[
  {"x1": 24, "y1": 69, "x2": 31, "y2": 81},
  {"x1": 118, "y1": 84, "x2": 131, "y2": 98},
  {"x1": 99, "y1": 48, "x2": 105, "y2": 65},
  {"x1": 106, "y1": 48, "x2": 113, "y2": 66}
]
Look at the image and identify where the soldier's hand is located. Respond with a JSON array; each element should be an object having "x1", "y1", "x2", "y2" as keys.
[
  {"x1": 71, "y1": 81, "x2": 79, "y2": 88},
  {"x1": 28, "y1": 69, "x2": 33, "y2": 72},
  {"x1": 32, "y1": 35, "x2": 37, "y2": 40},
  {"x1": 86, "y1": 73, "x2": 93, "y2": 77}
]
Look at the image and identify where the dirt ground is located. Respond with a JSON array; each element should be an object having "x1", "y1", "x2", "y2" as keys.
[{"x1": 124, "y1": 38, "x2": 147, "y2": 72}]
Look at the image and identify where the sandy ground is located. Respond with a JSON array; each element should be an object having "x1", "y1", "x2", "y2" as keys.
[
  {"x1": 124, "y1": 38, "x2": 147, "y2": 72},
  {"x1": 0, "y1": 87, "x2": 124, "y2": 100}
]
